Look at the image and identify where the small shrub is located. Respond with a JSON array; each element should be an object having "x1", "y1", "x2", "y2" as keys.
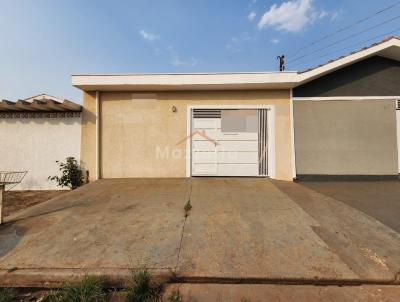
[
  {"x1": 43, "y1": 276, "x2": 106, "y2": 302},
  {"x1": 184, "y1": 200, "x2": 192, "y2": 217},
  {"x1": 168, "y1": 290, "x2": 182, "y2": 302},
  {"x1": 0, "y1": 288, "x2": 15, "y2": 302},
  {"x1": 125, "y1": 268, "x2": 163, "y2": 302},
  {"x1": 48, "y1": 157, "x2": 84, "y2": 189}
]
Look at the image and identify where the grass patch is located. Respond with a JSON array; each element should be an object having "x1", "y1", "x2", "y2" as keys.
[
  {"x1": 125, "y1": 268, "x2": 163, "y2": 302},
  {"x1": 167, "y1": 290, "x2": 182, "y2": 302},
  {"x1": 0, "y1": 288, "x2": 15, "y2": 302},
  {"x1": 43, "y1": 275, "x2": 107, "y2": 302},
  {"x1": 184, "y1": 200, "x2": 192, "y2": 217}
]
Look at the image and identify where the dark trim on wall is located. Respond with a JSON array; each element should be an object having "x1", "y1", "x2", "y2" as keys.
[
  {"x1": 0, "y1": 112, "x2": 81, "y2": 119},
  {"x1": 295, "y1": 174, "x2": 399, "y2": 181}
]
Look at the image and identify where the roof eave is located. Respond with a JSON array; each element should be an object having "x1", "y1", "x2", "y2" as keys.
[
  {"x1": 72, "y1": 82, "x2": 298, "y2": 91},
  {"x1": 71, "y1": 73, "x2": 298, "y2": 91}
]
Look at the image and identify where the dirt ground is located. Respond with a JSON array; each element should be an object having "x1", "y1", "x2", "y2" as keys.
[
  {"x1": 3, "y1": 190, "x2": 68, "y2": 217},
  {"x1": 6, "y1": 284, "x2": 400, "y2": 302}
]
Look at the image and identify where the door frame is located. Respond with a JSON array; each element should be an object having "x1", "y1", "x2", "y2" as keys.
[{"x1": 186, "y1": 105, "x2": 276, "y2": 178}]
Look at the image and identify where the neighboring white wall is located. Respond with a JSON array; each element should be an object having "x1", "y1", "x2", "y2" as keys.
[{"x1": 0, "y1": 116, "x2": 81, "y2": 190}]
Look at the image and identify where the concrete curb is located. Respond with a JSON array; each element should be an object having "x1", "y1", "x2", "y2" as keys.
[
  {"x1": 1, "y1": 268, "x2": 399, "y2": 288},
  {"x1": 161, "y1": 283, "x2": 400, "y2": 302}
]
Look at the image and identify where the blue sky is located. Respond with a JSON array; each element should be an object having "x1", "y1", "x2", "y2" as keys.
[{"x1": 0, "y1": 0, "x2": 399, "y2": 103}]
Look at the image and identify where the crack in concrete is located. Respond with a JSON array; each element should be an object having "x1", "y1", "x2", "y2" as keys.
[
  {"x1": 170, "y1": 276, "x2": 400, "y2": 286},
  {"x1": 175, "y1": 179, "x2": 193, "y2": 270}
]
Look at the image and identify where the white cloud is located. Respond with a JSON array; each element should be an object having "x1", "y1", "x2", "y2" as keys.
[
  {"x1": 248, "y1": 11, "x2": 257, "y2": 21},
  {"x1": 257, "y1": 0, "x2": 333, "y2": 33},
  {"x1": 330, "y1": 10, "x2": 340, "y2": 21},
  {"x1": 315, "y1": 10, "x2": 328, "y2": 19},
  {"x1": 225, "y1": 43, "x2": 241, "y2": 53},
  {"x1": 139, "y1": 30, "x2": 159, "y2": 42},
  {"x1": 248, "y1": 0, "x2": 257, "y2": 9},
  {"x1": 270, "y1": 38, "x2": 280, "y2": 44},
  {"x1": 225, "y1": 35, "x2": 253, "y2": 53},
  {"x1": 167, "y1": 46, "x2": 198, "y2": 67}
]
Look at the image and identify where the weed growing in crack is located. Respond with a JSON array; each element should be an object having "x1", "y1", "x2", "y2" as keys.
[
  {"x1": 43, "y1": 275, "x2": 107, "y2": 302},
  {"x1": 184, "y1": 200, "x2": 192, "y2": 217},
  {"x1": 0, "y1": 288, "x2": 15, "y2": 302},
  {"x1": 125, "y1": 268, "x2": 163, "y2": 302},
  {"x1": 168, "y1": 290, "x2": 182, "y2": 302}
]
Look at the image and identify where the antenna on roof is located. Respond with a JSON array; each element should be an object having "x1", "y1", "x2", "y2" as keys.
[{"x1": 277, "y1": 55, "x2": 285, "y2": 71}]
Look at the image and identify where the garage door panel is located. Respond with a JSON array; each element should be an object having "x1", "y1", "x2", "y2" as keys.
[
  {"x1": 192, "y1": 151, "x2": 216, "y2": 163},
  {"x1": 218, "y1": 151, "x2": 258, "y2": 164},
  {"x1": 193, "y1": 151, "x2": 258, "y2": 164},
  {"x1": 192, "y1": 129, "x2": 218, "y2": 141},
  {"x1": 218, "y1": 164, "x2": 259, "y2": 176},
  {"x1": 192, "y1": 130, "x2": 258, "y2": 141},
  {"x1": 219, "y1": 132, "x2": 258, "y2": 140},
  {"x1": 192, "y1": 163, "x2": 217, "y2": 175},
  {"x1": 193, "y1": 119, "x2": 221, "y2": 129},
  {"x1": 217, "y1": 140, "x2": 258, "y2": 151},
  {"x1": 192, "y1": 140, "x2": 217, "y2": 151}
]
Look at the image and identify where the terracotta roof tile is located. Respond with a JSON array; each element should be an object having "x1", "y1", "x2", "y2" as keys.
[{"x1": 0, "y1": 97, "x2": 81, "y2": 112}]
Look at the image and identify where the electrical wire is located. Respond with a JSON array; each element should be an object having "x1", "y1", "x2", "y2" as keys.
[
  {"x1": 288, "y1": 27, "x2": 400, "y2": 70},
  {"x1": 288, "y1": 0, "x2": 400, "y2": 58},
  {"x1": 287, "y1": 15, "x2": 400, "y2": 64}
]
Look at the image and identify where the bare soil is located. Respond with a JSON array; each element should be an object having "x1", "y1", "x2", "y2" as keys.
[{"x1": 3, "y1": 190, "x2": 68, "y2": 217}]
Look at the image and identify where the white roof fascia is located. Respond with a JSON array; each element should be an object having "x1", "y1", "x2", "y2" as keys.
[{"x1": 71, "y1": 72, "x2": 298, "y2": 91}]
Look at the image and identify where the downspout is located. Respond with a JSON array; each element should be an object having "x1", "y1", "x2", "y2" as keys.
[
  {"x1": 290, "y1": 89, "x2": 297, "y2": 180},
  {"x1": 96, "y1": 91, "x2": 100, "y2": 180}
]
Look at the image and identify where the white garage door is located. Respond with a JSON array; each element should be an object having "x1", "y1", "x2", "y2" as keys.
[{"x1": 191, "y1": 109, "x2": 268, "y2": 176}]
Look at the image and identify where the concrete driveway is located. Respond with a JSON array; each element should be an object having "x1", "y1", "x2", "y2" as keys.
[{"x1": 0, "y1": 178, "x2": 399, "y2": 287}]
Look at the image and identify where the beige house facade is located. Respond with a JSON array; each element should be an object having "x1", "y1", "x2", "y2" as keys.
[
  {"x1": 73, "y1": 37, "x2": 400, "y2": 182},
  {"x1": 80, "y1": 90, "x2": 294, "y2": 181}
]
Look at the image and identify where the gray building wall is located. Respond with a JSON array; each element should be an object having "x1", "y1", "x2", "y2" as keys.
[
  {"x1": 294, "y1": 100, "x2": 398, "y2": 176},
  {"x1": 294, "y1": 56, "x2": 400, "y2": 97}
]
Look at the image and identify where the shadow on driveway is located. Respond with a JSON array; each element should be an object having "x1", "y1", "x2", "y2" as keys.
[{"x1": 297, "y1": 181, "x2": 400, "y2": 233}]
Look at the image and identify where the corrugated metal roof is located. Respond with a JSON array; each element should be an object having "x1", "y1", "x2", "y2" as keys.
[{"x1": 0, "y1": 96, "x2": 81, "y2": 112}]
